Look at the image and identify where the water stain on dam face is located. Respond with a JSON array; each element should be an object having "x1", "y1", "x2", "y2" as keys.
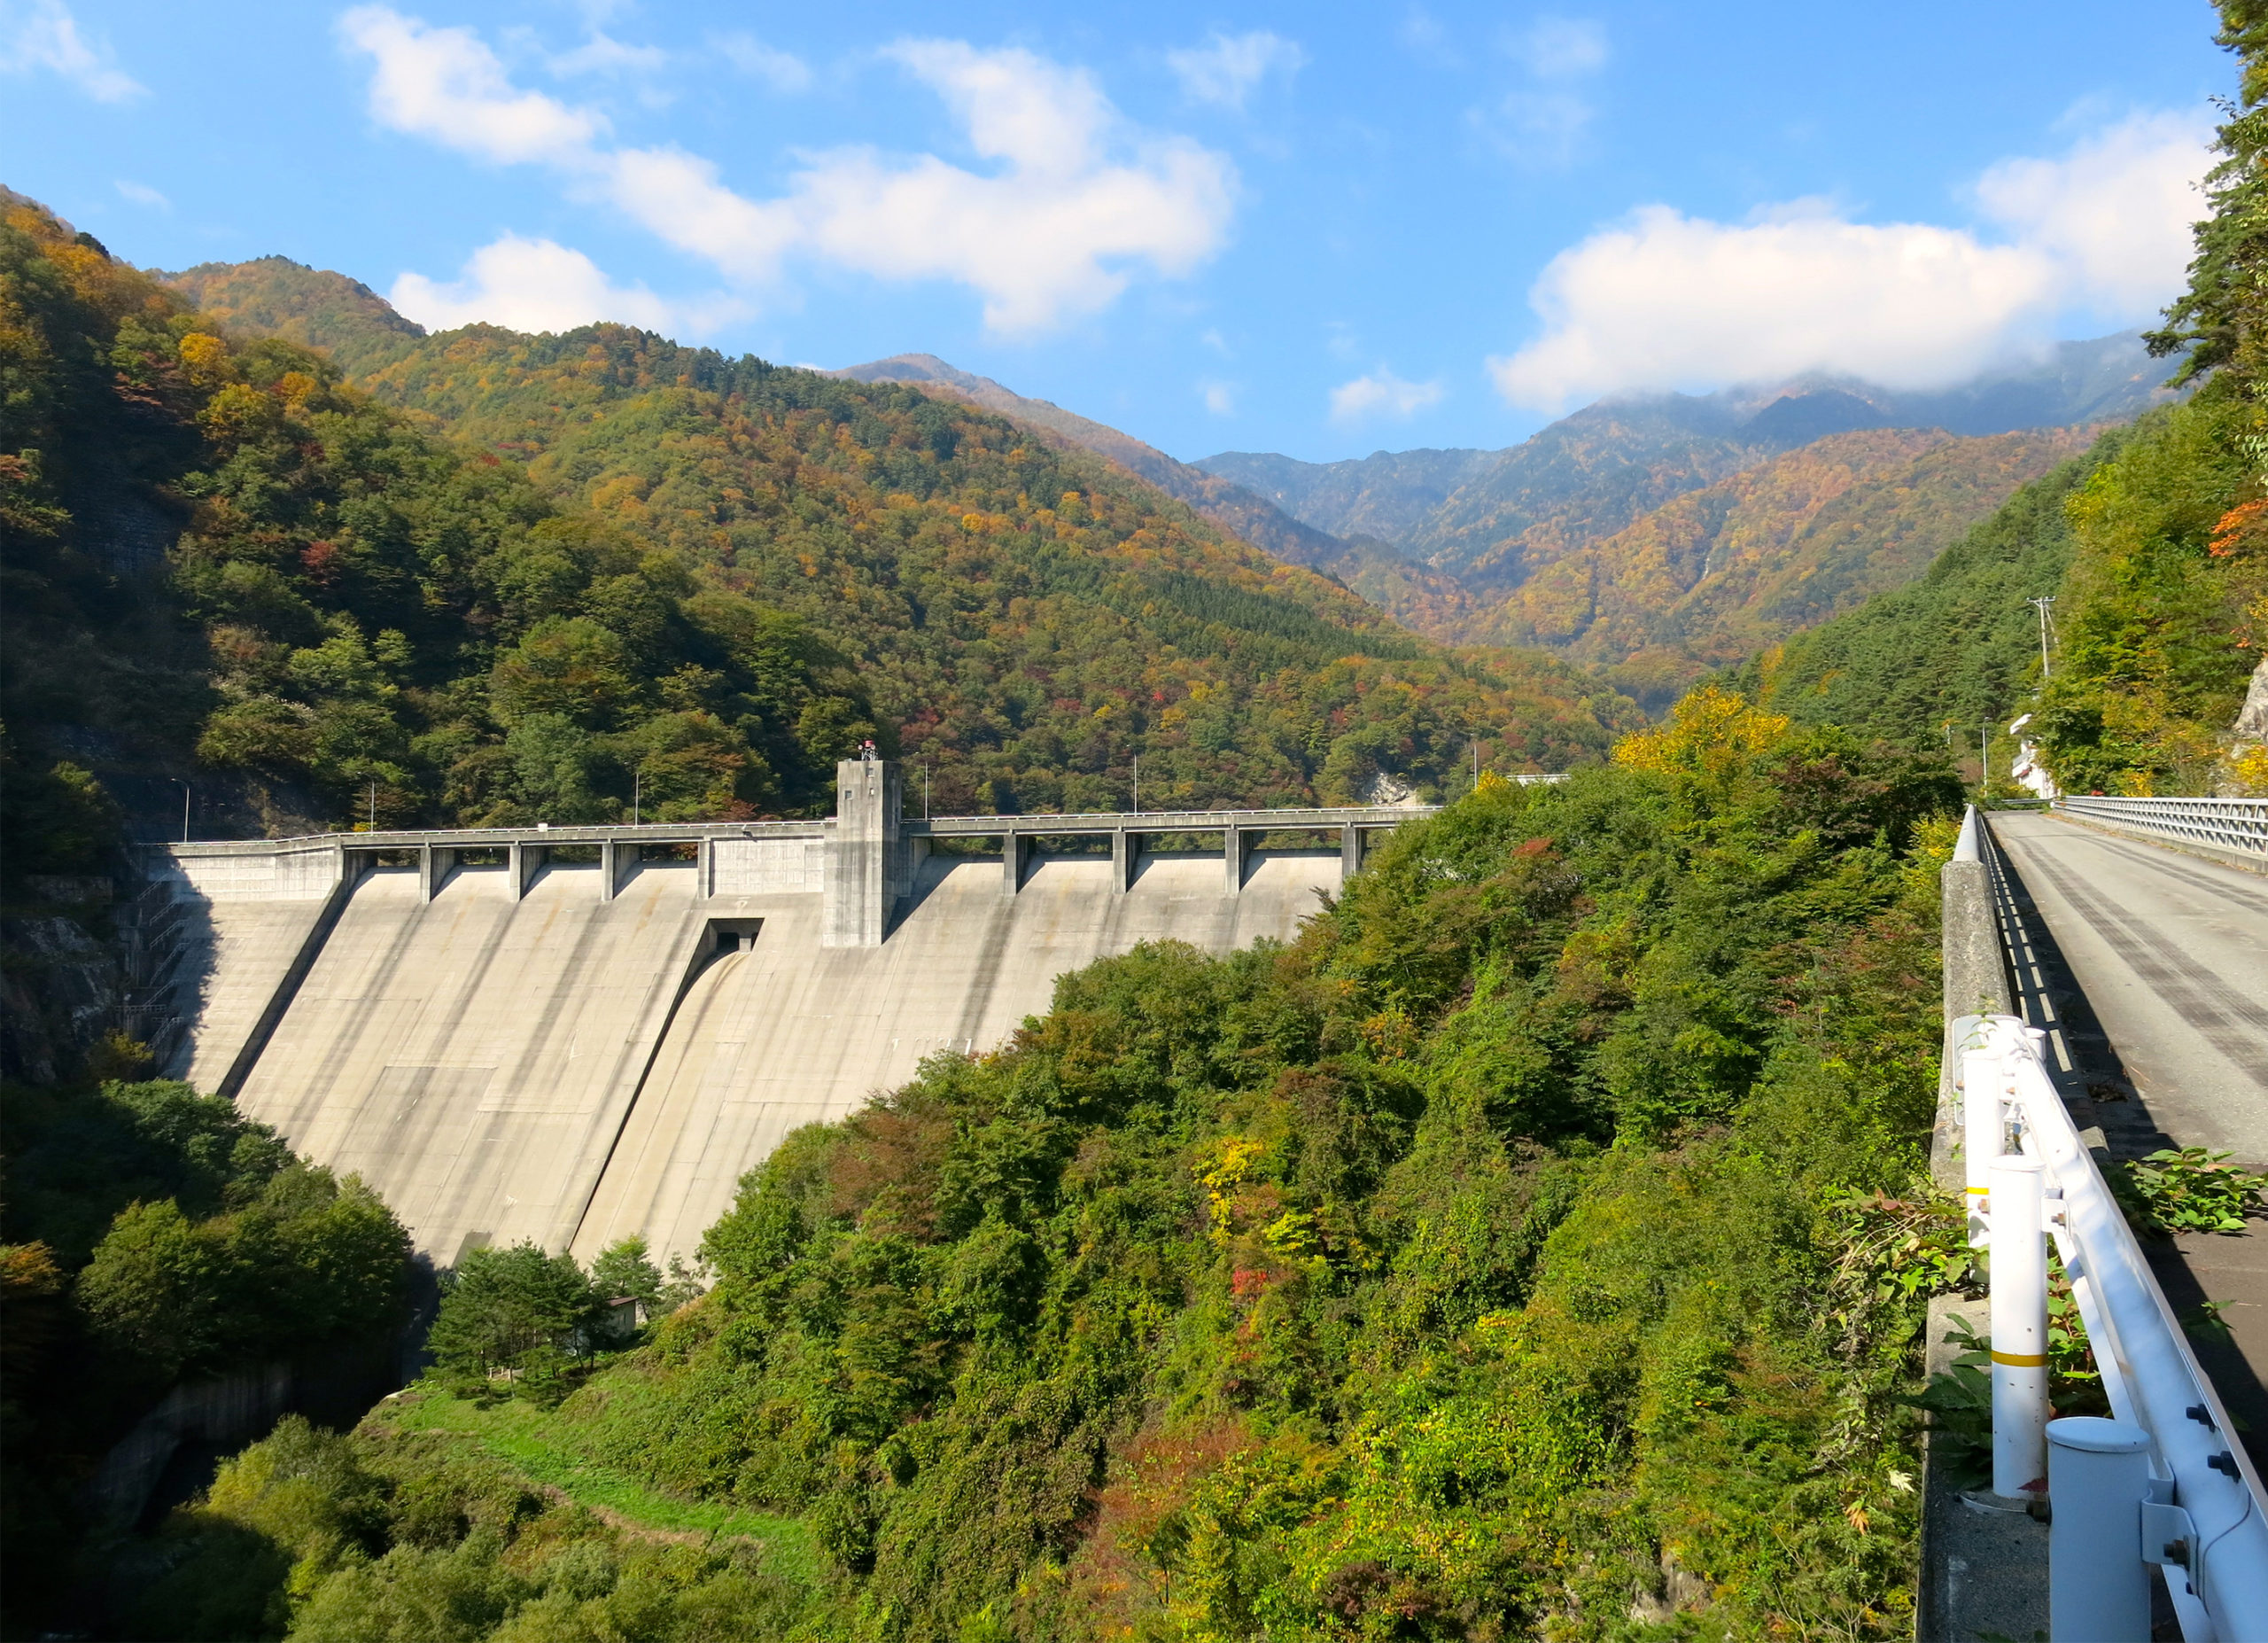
[{"x1": 151, "y1": 765, "x2": 1431, "y2": 1266}]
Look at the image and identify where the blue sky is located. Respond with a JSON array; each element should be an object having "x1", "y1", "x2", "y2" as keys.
[{"x1": 0, "y1": 0, "x2": 2233, "y2": 462}]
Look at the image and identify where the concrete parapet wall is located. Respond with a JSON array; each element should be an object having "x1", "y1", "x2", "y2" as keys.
[
  {"x1": 171, "y1": 841, "x2": 342, "y2": 901},
  {"x1": 1932, "y1": 855, "x2": 2013, "y2": 1193},
  {"x1": 709, "y1": 837, "x2": 825, "y2": 895}
]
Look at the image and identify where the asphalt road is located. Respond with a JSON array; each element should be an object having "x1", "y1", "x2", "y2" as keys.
[
  {"x1": 1988, "y1": 809, "x2": 2268, "y2": 1467},
  {"x1": 1990, "y1": 812, "x2": 2268, "y2": 1162}
]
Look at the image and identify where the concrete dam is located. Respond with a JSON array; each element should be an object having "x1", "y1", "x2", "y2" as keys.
[{"x1": 151, "y1": 761, "x2": 1435, "y2": 1268}]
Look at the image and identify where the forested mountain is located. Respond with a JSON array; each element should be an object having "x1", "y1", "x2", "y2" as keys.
[
  {"x1": 1742, "y1": 390, "x2": 2267, "y2": 795},
  {"x1": 827, "y1": 354, "x2": 1358, "y2": 572},
  {"x1": 831, "y1": 354, "x2": 1493, "y2": 658},
  {"x1": 162, "y1": 254, "x2": 424, "y2": 377},
  {"x1": 151, "y1": 250, "x2": 2163, "y2": 729},
  {"x1": 1720, "y1": 13, "x2": 2268, "y2": 802},
  {"x1": 1200, "y1": 335, "x2": 2175, "y2": 565},
  {"x1": 3, "y1": 199, "x2": 1627, "y2": 866},
  {"x1": 815, "y1": 361, "x2": 2117, "y2": 709},
  {"x1": 1189, "y1": 344, "x2": 2177, "y2": 691},
  {"x1": 1499, "y1": 425, "x2": 2087, "y2": 705},
  {"x1": 1724, "y1": 437, "x2": 2117, "y2": 760}
]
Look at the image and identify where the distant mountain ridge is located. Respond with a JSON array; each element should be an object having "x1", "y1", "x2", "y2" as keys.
[
  {"x1": 826, "y1": 354, "x2": 1365, "y2": 572},
  {"x1": 147, "y1": 251, "x2": 2175, "y2": 713},
  {"x1": 1198, "y1": 333, "x2": 2175, "y2": 579}
]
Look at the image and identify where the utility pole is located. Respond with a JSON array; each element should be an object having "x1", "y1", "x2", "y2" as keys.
[
  {"x1": 1981, "y1": 718, "x2": 1990, "y2": 795},
  {"x1": 368, "y1": 780, "x2": 376, "y2": 832},
  {"x1": 922, "y1": 759, "x2": 930, "y2": 820},
  {"x1": 1132, "y1": 754, "x2": 1139, "y2": 815},
  {"x1": 632, "y1": 768, "x2": 642, "y2": 826},
  {"x1": 1472, "y1": 736, "x2": 1480, "y2": 790},
  {"x1": 174, "y1": 779, "x2": 190, "y2": 844},
  {"x1": 2028, "y1": 596, "x2": 2056, "y2": 681}
]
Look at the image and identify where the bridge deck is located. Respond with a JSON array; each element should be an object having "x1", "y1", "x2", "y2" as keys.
[{"x1": 1987, "y1": 809, "x2": 2268, "y2": 1470}]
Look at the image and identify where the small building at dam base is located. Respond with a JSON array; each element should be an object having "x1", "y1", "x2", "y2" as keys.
[{"x1": 147, "y1": 763, "x2": 1433, "y2": 1270}]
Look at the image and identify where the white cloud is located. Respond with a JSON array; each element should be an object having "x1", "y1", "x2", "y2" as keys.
[
  {"x1": 601, "y1": 145, "x2": 801, "y2": 283},
  {"x1": 1488, "y1": 111, "x2": 2213, "y2": 412},
  {"x1": 1470, "y1": 16, "x2": 1605, "y2": 170},
  {"x1": 389, "y1": 233, "x2": 687, "y2": 333},
  {"x1": 0, "y1": 0, "x2": 143, "y2": 101},
  {"x1": 1974, "y1": 109, "x2": 2210, "y2": 315},
  {"x1": 1509, "y1": 16, "x2": 1606, "y2": 78},
  {"x1": 547, "y1": 29, "x2": 668, "y2": 78},
  {"x1": 716, "y1": 32, "x2": 810, "y2": 93},
  {"x1": 1399, "y1": 6, "x2": 1456, "y2": 67},
  {"x1": 1166, "y1": 30, "x2": 1305, "y2": 111},
  {"x1": 1469, "y1": 90, "x2": 1593, "y2": 168},
  {"x1": 114, "y1": 178, "x2": 169, "y2": 209},
  {"x1": 1200, "y1": 379, "x2": 1236, "y2": 414},
  {"x1": 339, "y1": 6, "x2": 603, "y2": 166},
  {"x1": 1331, "y1": 369, "x2": 1444, "y2": 424},
  {"x1": 341, "y1": 12, "x2": 1236, "y2": 335}
]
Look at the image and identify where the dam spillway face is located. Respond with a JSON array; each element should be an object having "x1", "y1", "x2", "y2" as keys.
[{"x1": 152, "y1": 762, "x2": 1429, "y2": 1265}]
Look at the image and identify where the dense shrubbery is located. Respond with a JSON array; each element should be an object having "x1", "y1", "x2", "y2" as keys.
[
  {"x1": 134, "y1": 695, "x2": 1958, "y2": 1642},
  {"x1": 0, "y1": 1078, "x2": 412, "y2": 1633},
  {"x1": 423, "y1": 1234, "x2": 698, "y2": 1403},
  {"x1": 108, "y1": 1413, "x2": 812, "y2": 1643}
]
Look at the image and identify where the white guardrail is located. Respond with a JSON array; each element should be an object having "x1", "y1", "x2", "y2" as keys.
[
  {"x1": 1958, "y1": 1011, "x2": 2268, "y2": 1640},
  {"x1": 2054, "y1": 795, "x2": 2268, "y2": 859}
]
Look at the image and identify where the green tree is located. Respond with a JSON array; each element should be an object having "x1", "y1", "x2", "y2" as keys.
[
  {"x1": 426, "y1": 1242, "x2": 601, "y2": 1381},
  {"x1": 587, "y1": 1236, "x2": 663, "y2": 1312}
]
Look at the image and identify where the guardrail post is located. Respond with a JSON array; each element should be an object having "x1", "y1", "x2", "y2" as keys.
[
  {"x1": 2047, "y1": 1417, "x2": 2152, "y2": 1642},
  {"x1": 1963, "y1": 1035, "x2": 2004, "y2": 1247},
  {"x1": 1991, "y1": 1152, "x2": 2050, "y2": 1500}
]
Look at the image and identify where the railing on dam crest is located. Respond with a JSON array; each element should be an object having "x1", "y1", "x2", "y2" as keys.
[{"x1": 153, "y1": 758, "x2": 1522, "y2": 946}]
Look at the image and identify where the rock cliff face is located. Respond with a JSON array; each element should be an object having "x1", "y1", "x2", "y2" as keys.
[
  {"x1": 0, "y1": 910, "x2": 122, "y2": 1084},
  {"x1": 2234, "y1": 655, "x2": 2268, "y2": 741},
  {"x1": 2222, "y1": 654, "x2": 2268, "y2": 795}
]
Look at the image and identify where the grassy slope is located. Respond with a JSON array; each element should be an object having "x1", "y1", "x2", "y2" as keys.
[{"x1": 371, "y1": 1387, "x2": 820, "y2": 1577}]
